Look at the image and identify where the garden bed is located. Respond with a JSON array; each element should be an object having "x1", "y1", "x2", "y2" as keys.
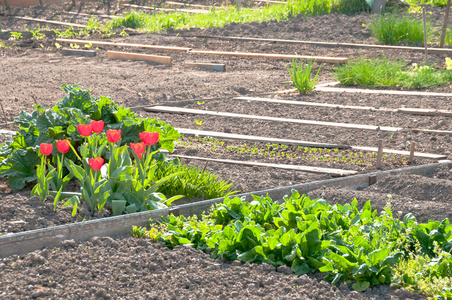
[{"x1": 1, "y1": 0, "x2": 452, "y2": 298}]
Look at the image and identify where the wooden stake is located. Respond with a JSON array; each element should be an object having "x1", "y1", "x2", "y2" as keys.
[
  {"x1": 107, "y1": 51, "x2": 172, "y2": 65},
  {"x1": 440, "y1": 0, "x2": 452, "y2": 48},
  {"x1": 409, "y1": 142, "x2": 416, "y2": 163},
  {"x1": 422, "y1": 5, "x2": 428, "y2": 63},
  {"x1": 376, "y1": 140, "x2": 384, "y2": 169},
  {"x1": 4, "y1": 0, "x2": 10, "y2": 10},
  {"x1": 0, "y1": 102, "x2": 7, "y2": 124},
  {"x1": 39, "y1": 0, "x2": 43, "y2": 6}
]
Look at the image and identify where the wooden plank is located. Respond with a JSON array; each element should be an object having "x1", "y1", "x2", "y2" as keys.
[
  {"x1": 145, "y1": 106, "x2": 402, "y2": 132},
  {"x1": 351, "y1": 146, "x2": 447, "y2": 160},
  {"x1": 13, "y1": 16, "x2": 86, "y2": 28},
  {"x1": 184, "y1": 62, "x2": 226, "y2": 72},
  {"x1": 234, "y1": 96, "x2": 396, "y2": 112},
  {"x1": 107, "y1": 51, "x2": 172, "y2": 65},
  {"x1": 0, "y1": 0, "x2": 96, "y2": 5},
  {"x1": 165, "y1": 1, "x2": 222, "y2": 9},
  {"x1": 173, "y1": 154, "x2": 358, "y2": 176},
  {"x1": 176, "y1": 128, "x2": 351, "y2": 149},
  {"x1": 316, "y1": 86, "x2": 452, "y2": 97},
  {"x1": 398, "y1": 108, "x2": 452, "y2": 117},
  {"x1": 56, "y1": 38, "x2": 191, "y2": 52},
  {"x1": 187, "y1": 35, "x2": 452, "y2": 55},
  {"x1": 63, "y1": 11, "x2": 120, "y2": 19},
  {"x1": 189, "y1": 50, "x2": 347, "y2": 63},
  {"x1": 253, "y1": 0, "x2": 285, "y2": 3},
  {"x1": 122, "y1": 3, "x2": 210, "y2": 14},
  {"x1": 411, "y1": 128, "x2": 452, "y2": 135},
  {"x1": 61, "y1": 48, "x2": 96, "y2": 57}
]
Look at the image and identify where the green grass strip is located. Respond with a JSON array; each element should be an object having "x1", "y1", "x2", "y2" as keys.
[
  {"x1": 106, "y1": 0, "x2": 369, "y2": 33},
  {"x1": 335, "y1": 57, "x2": 452, "y2": 89}
]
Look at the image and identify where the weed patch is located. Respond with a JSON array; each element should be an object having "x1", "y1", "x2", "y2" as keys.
[{"x1": 335, "y1": 57, "x2": 452, "y2": 89}]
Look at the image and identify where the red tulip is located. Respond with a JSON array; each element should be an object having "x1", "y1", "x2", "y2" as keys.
[
  {"x1": 139, "y1": 131, "x2": 159, "y2": 146},
  {"x1": 40, "y1": 143, "x2": 53, "y2": 155},
  {"x1": 130, "y1": 142, "x2": 146, "y2": 159},
  {"x1": 56, "y1": 139, "x2": 71, "y2": 153},
  {"x1": 107, "y1": 129, "x2": 121, "y2": 143},
  {"x1": 90, "y1": 120, "x2": 105, "y2": 133},
  {"x1": 89, "y1": 157, "x2": 104, "y2": 171},
  {"x1": 78, "y1": 124, "x2": 92, "y2": 137}
]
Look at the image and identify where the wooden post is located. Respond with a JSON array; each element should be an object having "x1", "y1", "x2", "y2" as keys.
[
  {"x1": 409, "y1": 142, "x2": 416, "y2": 163},
  {"x1": 39, "y1": 0, "x2": 43, "y2": 6},
  {"x1": 440, "y1": 0, "x2": 451, "y2": 48},
  {"x1": 376, "y1": 140, "x2": 384, "y2": 169},
  {"x1": 0, "y1": 103, "x2": 7, "y2": 124},
  {"x1": 371, "y1": 0, "x2": 387, "y2": 13},
  {"x1": 4, "y1": 0, "x2": 10, "y2": 11},
  {"x1": 422, "y1": 5, "x2": 428, "y2": 63}
]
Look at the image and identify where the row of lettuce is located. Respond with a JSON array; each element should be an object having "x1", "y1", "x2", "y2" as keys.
[
  {"x1": 135, "y1": 191, "x2": 452, "y2": 299},
  {"x1": 0, "y1": 84, "x2": 236, "y2": 216}
]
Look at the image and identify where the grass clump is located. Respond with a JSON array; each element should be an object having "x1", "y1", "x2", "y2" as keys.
[
  {"x1": 155, "y1": 159, "x2": 238, "y2": 200},
  {"x1": 368, "y1": 12, "x2": 431, "y2": 45},
  {"x1": 106, "y1": 0, "x2": 370, "y2": 33},
  {"x1": 335, "y1": 57, "x2": 452, "y2": 89},
  {"x1": 287, "y1": 59, "x2": 321, "y2": 94}
]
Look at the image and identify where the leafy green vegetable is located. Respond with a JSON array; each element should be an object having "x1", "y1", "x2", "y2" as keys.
[{"x1": 135, "y1": 191, "x2": 452, "y2": 293}]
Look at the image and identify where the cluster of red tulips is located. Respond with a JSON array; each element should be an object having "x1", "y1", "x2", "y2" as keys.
[{"x1": 39, "y1": 120, "x2": 160, "y2": 171}]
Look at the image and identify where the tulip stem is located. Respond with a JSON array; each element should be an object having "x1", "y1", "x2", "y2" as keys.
[{"x1": 69, "y1": 144, "x2": 82, "y2": 161}]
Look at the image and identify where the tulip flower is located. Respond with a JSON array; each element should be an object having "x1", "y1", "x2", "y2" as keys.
[
  {"x1": 130, "y1": 142, "x2": 146, "y2": 159},
  {"x1": 89, "y1": 157, "x2": 104, "y2": 171},
  {"x1": 78, "y1": 124, "x2": 93, "y2": 137},
  {"x1": 40, "y1": 143, "x2": 53, "y2": 155},
  {"x1": 139, "y1": 131, "x2": 159, "y2": 146},
  {"x1": 107, "y1": 129, "x2": 121, "y2": 143},
  {"x1": 90, "y1": 120, "x2": 105, "y2": 134},
  {"x1": 56, "y1": 139, "x2": 71, "y2": 153}
]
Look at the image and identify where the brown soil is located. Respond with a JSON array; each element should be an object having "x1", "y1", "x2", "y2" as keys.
[
  {"x1": 0, "y1": 2, "x2": 451, "y2": 298},
  {"x1": 0, "y1": 236, "x2": 426, "y2": 300}
]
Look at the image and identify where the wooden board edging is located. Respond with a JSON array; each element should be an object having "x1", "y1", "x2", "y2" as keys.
[
  {"x1": 186, "y1": 34, "x2": 452, "y2": 55},
  {"x1": 122, "y1": 3, "x2": 210, "y2": 13},
  {"x1": 1, "y1": 160, "x2": 450, "y2": 258},
  {"x1": 175, "y1": 160, "x2": 451, "y2": 216},
  {"x1": 13, "y1": 16, "x2": 86, "y2": 28},
  {"x1": 176, "y1": 128, "x2": 446, "y2": 159},
  {"x1": 316, "y1": 86, "x2": 452, "y2": 97},
  {"x1": 145, "y1": 105, "x2": 402, "y2": 132},
  {"x1": 0, "y1": 208, "x2": 169, "y2": 259},
  {"x1": 189, "y1": 50, "x2": 347, "y2": 63},
  {"x1": 173, "y1": 154, "x2": 358, "y2": 176},
  {"x1": 56, "y1": 38, "x2": 192, "y2": 52},
  {"x1": 177, "y1": 128, "x2": 350, "y2": 149},
  {"x1": 107, "y1": 51, "x2": 172, "y2": 65}
]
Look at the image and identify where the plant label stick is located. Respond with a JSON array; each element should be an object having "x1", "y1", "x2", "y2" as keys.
[
  {"x1": 376, "y1": 140, "x2": 383, "y2": 169},
  {"x1": 410, "y1": 142, "x2": 416, "y2": 163}
]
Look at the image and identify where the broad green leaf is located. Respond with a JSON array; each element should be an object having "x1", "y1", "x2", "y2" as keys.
[{"x1": 352, "y1": 281, "x2": 370, "y2": 292}]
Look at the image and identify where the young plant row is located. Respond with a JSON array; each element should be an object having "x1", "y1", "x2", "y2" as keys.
[
  {"x1": 177, "y1": 136, "x2": 411, "y2": 168},
  {"x1": 134, "y1": 191, "x2": 452, "y2": 298}
]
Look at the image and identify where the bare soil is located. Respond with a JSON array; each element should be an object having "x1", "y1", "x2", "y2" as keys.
[
  {"x1": 0, "y1": 1, "x2": 451, "y2": 298},
  {"x1": 0, "y1": 236, "x2": 426, "y2": 300}
]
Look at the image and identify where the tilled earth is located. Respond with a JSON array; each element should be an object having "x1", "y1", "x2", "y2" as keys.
[{"x1": 0, "y1": 236, "x2": 425, "y2": 300}]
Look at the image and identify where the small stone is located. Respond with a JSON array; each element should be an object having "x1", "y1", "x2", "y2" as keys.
[
  {"x1": 277, "y1": 265, "x2": 293, "y2": 275},
  {"x1": 414, "y1": 204, "x2": 420, "y2": 208},
  {"x1": 61, "y1": 239, "x2": 76, "y2": 248}
]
